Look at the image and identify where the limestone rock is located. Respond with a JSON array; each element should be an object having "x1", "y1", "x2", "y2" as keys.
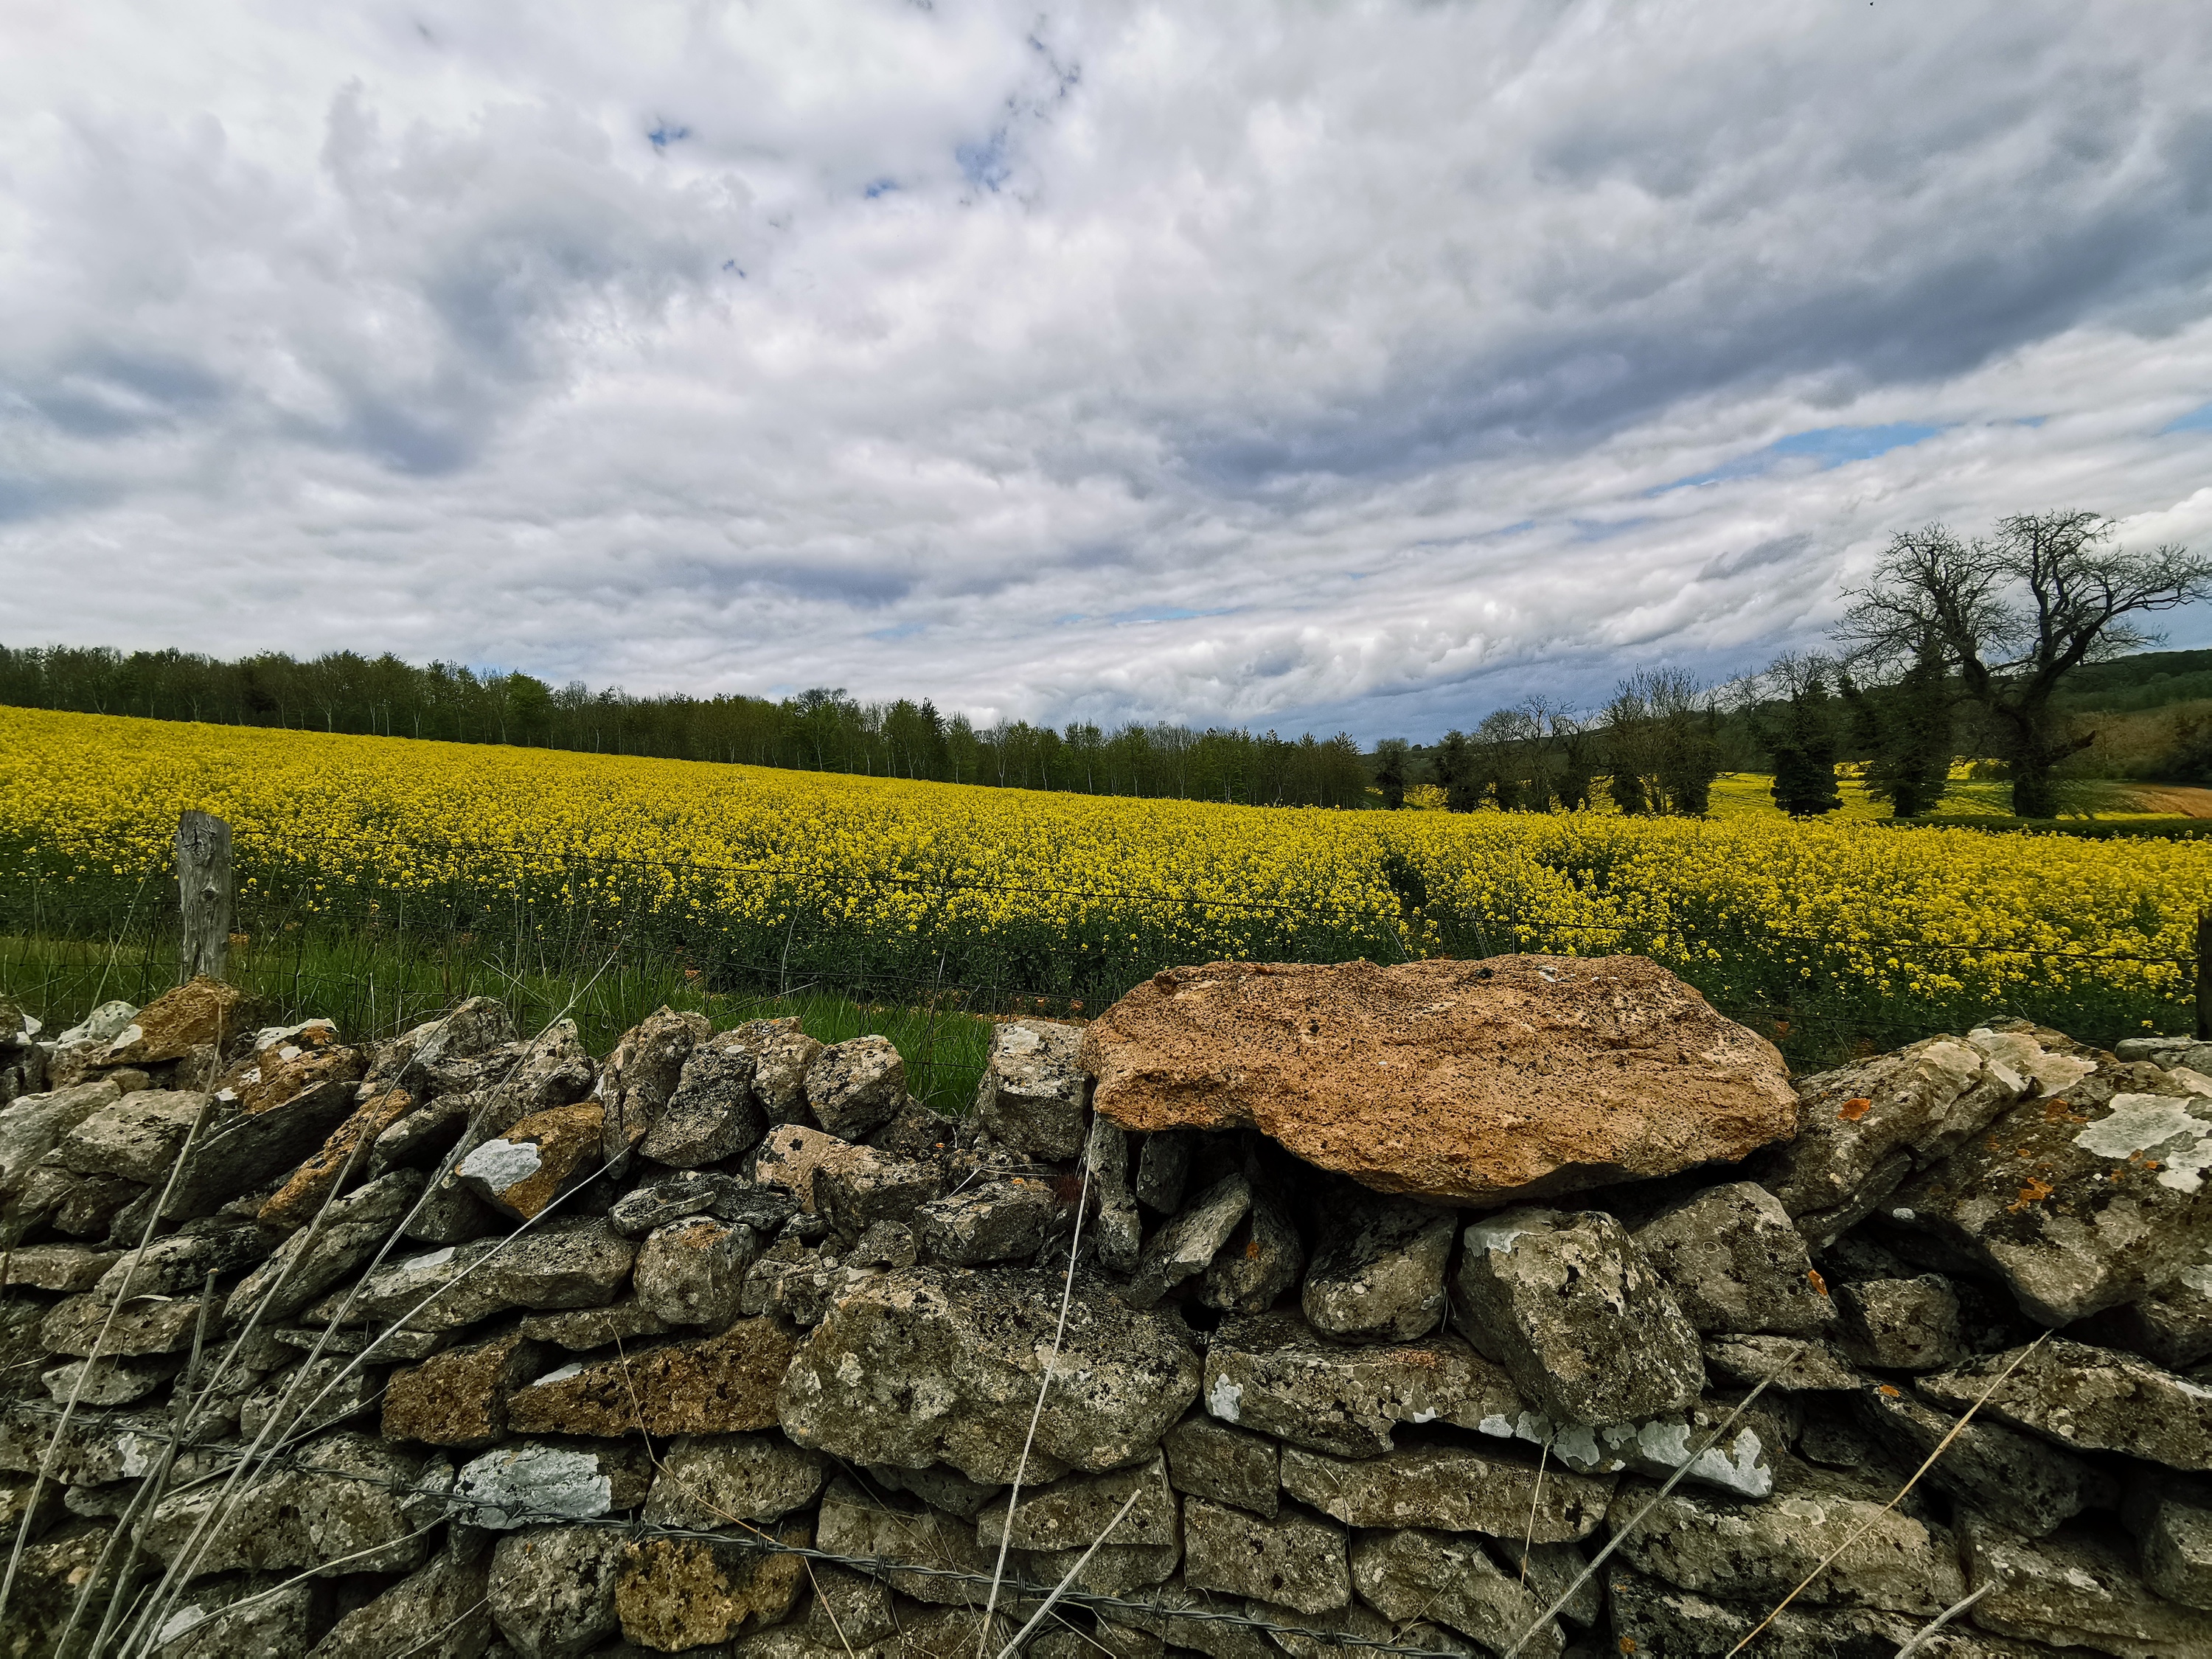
[
  {"x1": 455, "y1": 1439, "x2": 652, "y2": 1528},
  {"x1": 383, "y1": 1328, "x2": 548, "y2": 1447},
  {"x1": 1279, "y1": 1439, "x2": 1613, "y2": 1543},
  {"x1": 641, "y1": 1028, "x2": 770, "y2": 1167},
  {"x1": 459, "y1": 1102, "x2": 607, "y2": 1222},
  {"x1": 0, "y1": 1078, "x2": 122, "y2": 1193},
  {"x1": 916, "y1": 1178, "x2": 1058, "y2": 1265},
  {"x1": 489, "y1": 1523, "x2": 627, "y2": 1658},
  {"x1": 471, "y1": 1018, "x2": 597, "y2": 1139},
  {"x1": 1919, "y1": 1338, "x2": 2212, "y2": 1471},
  {"x1": 1965, "y1": 1516, "x2": 2212, "y2": 1657},
  {"x1": 4, "y1": 1242, "x2": 119, "y2": 1292},
  {"x1": 777, "y1": 1265, "x2": 1202, "y2": 1484},
  {"x1": 43, "y1": 1291, "x2": 206, "y2": 1357},
  {"x1": 143, "y1": 1430, "x2": 445, "y2": 1576},
  {"x1": 104, "y1": 976, "x2": 255, "y2": 1065},
  {"x1": 350, "y1": 1238, "x2": 515, "y2": 1332},
  {"x1": 1136, "y1": 1130, "x2": 1194, "y2": 1214},
  {"x1": 754, "y1": 1124, "x2": 874, "y2": 1214},
  {"x1": 2130, "y1": 1475, "x2": 2212, "y2": 1610},
  {"x1": 1453, "y1": 1207, "x2": 1705, "y2": 1424},
  {"x1": 1081, "y1": 956, "x2": 1796, "y2": 1204},
  {"x1": 1632, "y1": 1181, "x2": 1837, "y2": 1338},
  {"x1": 1300, "y1": 1195, "x2": 1455, "y2": 1344},
  {"x1": 309, "y1": 1553, "x2": 494, "y2": 1658},
  {"x1": 806, "y1": 1036, "x2": 907, "y2": 1141},
  {"x1": 1182, "y1": 1497, "x2": 1347, "y2": 1615},
  {"x1": 1610, "y1": 1457, "x2": 1965, "y2": 1613},
  {"x1": 1755, "y1": 1034, "x2": 2025, "y2": 1248},
  {"x1": 596, "y1": 1007, "x2": 710, "y2": 1172},
  {"x1": 634, "y1": 1215, "x2": 758, "y2": 1326},
  {"x1": 59, "y1": 1088, "x2": 207, "y2": 1183},
  {"x1": 505, "y1": 1317, "x2": 798, "y2": 1437},
  {"x1": 616, "y1": 1525, "x2": 808, "y2": 1650},
  {"x1": 239, "y1": 1352, "x2": 382, "y2": 1440},
  {"x1": 977, "y1": 1453, "x2": 1179, "y2": 1552},
  {"x1": 814, "y1": 1475, "x2": 999, "y2": 1605},
  {"x1": 1200, "y1": 1178, "x2": 1304, "y2": 1316},
  {"x1": 1087, "y1": 1116, "x2": 1143, "y2": 1275},
  {"x1": 1857, "y1": 1381, "x2": 2115, "y2": 1537},
  {"x1": 642, "y1": 1433, "x2": 828, "y2": 1527},
  {"x1": 96, "y1": 1217, "x2": 271, "y2": 1301},
  {"x1": 799, "y1": 1562, "x2": 900, "y2": 1647},
  {"x1": 518, "y1": 1299, "x2": 673, "y2": 1351},
  {"x1": 219, "y1": 1022, "x2": 364, "y2": 1117},
  {"x1": 1495, "y1": 1399, "x2": 1781, "y2": 1500},
  {"x1": 167, "y1": 1078, "x2": 361, "y2": 1217},
  {"x1": 257, "y1": 1084, "x2": 414, "y2": 1231},
  {"x1": 1605, "y1": 1569, "x2": 2044, "y2": 1659},
  {"x1": 1348, "y1": 1528, "x2": 1561, "y2": 1659},
  {"x1": 225, "y1": 1168, "x2": 425, "y2": 1324},
  {"x1": 815, "y1": 1146, "x2": 941, "y2": 1245},
  {"x1": 1164, "y1": 1413, "x2": 1279, "y2": 1519},
  {"x1": 1835, "y1": 1274, "x2": 1966, "y2": 1370},
  {"x1": 608, "y1": 1166, "x2": 731, "y2": 1235},
  {"x1": 721, "y1": 1018, "x2": 823, "y2": 1125},
  {"x1": 2106, "y1": 1244, "x2": 2212, "y2": 1369},
  {"x1": 1127, "y1": 1173, "x2": 1250, "y2": 1309},
  {"x1": 1884, "y1": 1062, "x2": 2212, "y2": 1326},
  {"x1": 1203, "y1": 1311, "x2": 1520, "y2": 1458},
  {"x1": 973, "y1": 1019, "x2": 1088, "y2": 1160},
  {"x1": 1702, "y1": 1334, "x2": 1865, "y2": 1393},
  {"x1": 148, "y1": 1576, "x2": 321, "y2": 1659},
  {"x1": 43, "y1": 1353, "x2": 178, "y2": 1406}
]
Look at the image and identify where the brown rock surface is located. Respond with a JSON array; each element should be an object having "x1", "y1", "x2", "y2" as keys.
[
  {"x1": 257, "y1": 1085, "x2": 414, "y2": 1231},
  {"x1": 1082, "y1": 956, "x2": 1797, "y2": 1204},
  {"x1": 505, "y1": 1316, "x2": 798, "y2": 1437},
  {"x1": 383, "y1": 1327, "x2": 547, "y2": 1447},
  {"x1": 102, "y1": 977, "x2": 257, "y2": 1066}
]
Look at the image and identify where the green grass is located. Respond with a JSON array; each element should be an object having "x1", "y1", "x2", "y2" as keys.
[{"x1": 1, "y1": 930, "x2": 997, "y2": 1118}]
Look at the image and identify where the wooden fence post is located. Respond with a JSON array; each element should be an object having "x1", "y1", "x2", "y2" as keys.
[{"x1": 177, "y1": 811, "x2": 233, "y2": 984}]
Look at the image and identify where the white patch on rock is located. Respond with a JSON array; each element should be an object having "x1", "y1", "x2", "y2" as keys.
[
  {"x1": 1206, "y1": 1374, "x2": 1243, "y2": 1423},
  {"x1": 1461, "y1": 1219, "x2": 1529, "y2": 1256},
  {"x1": 1477, "y1": 1414, "x2": 1515, "y2": 1439},
  {"x1": 459, "y1": 1137, "x2": 543, "y2": 1192},
  {"x1": 103, "y1": 1024, "x2": 145, "y2": 1057},
  {"x1": 1891, "y1": 1208, "x2": 1916, "y2": 1222},
  {"x1": 400, "y1": 1246, "x2": 456, "y2": 1274},
  {"x1": 156, "y1": 1608, "x2": 209, "y2": 1645},
  {"x1": 456, "y1": 1444, "x2": 614, "y2": 1529},
  {"x1": 117, "y1": 1432, "x2": 153, "y2": 1478},
  {"x1": 529, "y1": 1362, "x2": 583, "y2": 1388},
  {"x1": 2074, "y1": 1094, "x2": 2212, "y2": 1192},
  {"x1": 2167, "y1": 1066, "x2": 2212, "y2": 1098}
]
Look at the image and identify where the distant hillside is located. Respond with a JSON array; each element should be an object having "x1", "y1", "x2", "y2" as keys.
[{"x1": 2053, "y1": 647, "x2": 2212, "y2": 713}]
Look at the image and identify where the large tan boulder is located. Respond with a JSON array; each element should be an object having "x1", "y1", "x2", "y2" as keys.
[{"x1": 1081, "y1": 955, "x2": 1795, "y2": 1206}]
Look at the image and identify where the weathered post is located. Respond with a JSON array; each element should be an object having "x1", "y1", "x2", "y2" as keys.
[{"x1": 176, "y1": 811, "x2": 232, "y2": 984}]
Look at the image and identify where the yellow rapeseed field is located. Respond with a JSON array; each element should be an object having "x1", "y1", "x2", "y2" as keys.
[{"x1": 4, "y1": 705, "x2": 2209, "y2": 1047}]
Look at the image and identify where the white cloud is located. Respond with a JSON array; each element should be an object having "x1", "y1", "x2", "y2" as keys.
[{"x1": 4, "y1": 0, "x2": 2212, "y2": 740}]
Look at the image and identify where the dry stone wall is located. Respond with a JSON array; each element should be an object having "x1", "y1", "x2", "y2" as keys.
[{"x1": 0, "y1": 962, "x2": 2210, "y2": 1658}]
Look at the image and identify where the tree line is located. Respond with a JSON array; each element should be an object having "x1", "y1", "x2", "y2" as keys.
[{"x1": 0, "y1": 644, "x2": 1374, "y2": 810}]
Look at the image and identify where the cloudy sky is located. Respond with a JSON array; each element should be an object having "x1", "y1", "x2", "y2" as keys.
[{"x1": 6, "y1": 1, "x2": 2212, "y2": 742}]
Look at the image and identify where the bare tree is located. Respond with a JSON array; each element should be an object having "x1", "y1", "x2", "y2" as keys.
[{"x1": 1838, "y1": 512, "x2": 2212, "y2": 818}]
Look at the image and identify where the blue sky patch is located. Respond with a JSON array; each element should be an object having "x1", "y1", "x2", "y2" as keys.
[
  {"x1": 2163, "y1": 401, "x2": 2212, "y2": 434},
  {"x1": 1656, "y1": 421, "x2": 1945, "y2": 493},
  {"x1": 647, "y1": 124, "x2": 690, "y2": 150}
]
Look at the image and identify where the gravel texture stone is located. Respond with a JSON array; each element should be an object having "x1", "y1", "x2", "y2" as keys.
[
  {"x1": 1700, "y1": 1334, "x2": 1865, "y2": 1393},
  {"x1": 226, "y1": 1168, "x2": 428, "y2": 1323},
  {"x1": 2129, "y1": 1475, "x2": 2212, "y2": 1610},
  {"x1": 1298, "y1": 1195, "x2": 1455, "y2": 1344},
  {"x1": 144, "y1": 1430, "x2": 446, "y2": 1576},
  {"x1": 97, "y1": 1217, "x2": 272, "y2": 1301},
  {"x1": 721, "y1": 1018, "x2": 823, "y2": 1125},
  {"x1": 516, "y1": 1298, "x2": 673, "y2": 1350},
  {"x1": 754, "y1": 1124, "x2": 874, "y2": 1214},
  {"x1": 1082, "y1": 956, "x2": 1797, "y2": 1205},
  {"x1": 1279, "y1": 1439, "x2": 1615, "y2": 1543},
  {"x1": 971, "y1": 1019, "x2": 1088, "y2": 1160},
  {"x1": 1632, "y1": 1181, "x2": 1837, "y2": 1338},
  {"x1": 1202, "y1": 1312, "x2": 1522, "y2": 1458},
  {"x1": 976, "y1": 1453, "x2": 1179, "y2": 1551},
  {"x1": 780, "y1": 1265, "x2": 1201, "y2": 1484},
  {"x1": 815, "y1": 1146, "x2": 942, "y2": 1245},
  {"x1": 1452, "y1": 1206, "x2": 1705, "y2": 1424},
  {"x1": 308, "y1": 1553, "x2": 495, "y2": 1658},
  {"x1": 615, "y1": 1524, "x2": 808, "y2": 1650},
  {"x1": 42, "y1": 1290, "x2": 207, "y2": 1357},
  {"x1": 5, "y1": 1241, "x2": 121, "y2": 1291}
]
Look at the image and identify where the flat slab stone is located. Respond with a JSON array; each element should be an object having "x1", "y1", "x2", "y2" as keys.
[
  {"x1": 778, "y1": 1265, "x2": 1202, "y2": 1485},
  {"x1": 1183, "y1": 1498, "x2": 1347, "y2": 1616},
  {"x1": 1919, "y1": 1338, "x2": 2212, "y2": 1472},
  {"x1": 506, "y1": 1317, "x2": 799, "y2": 1437},
  {"x1": 1079, "y1": 956, "x2": 1797, "y2": 1205},
  {"x1": 1279, "y1": 1439, "x2": 1613, "y2": 1543},
  {"x1": 1349, "y1": 1528, "x2": 1561, "y2": 1659},
  {"x1": 1964, "y1": 1515, "x2": 2212, "y2": 1655},
  {"x1": 1203, "y1": 1311, "x2": 1522, "y2": 1458}
]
